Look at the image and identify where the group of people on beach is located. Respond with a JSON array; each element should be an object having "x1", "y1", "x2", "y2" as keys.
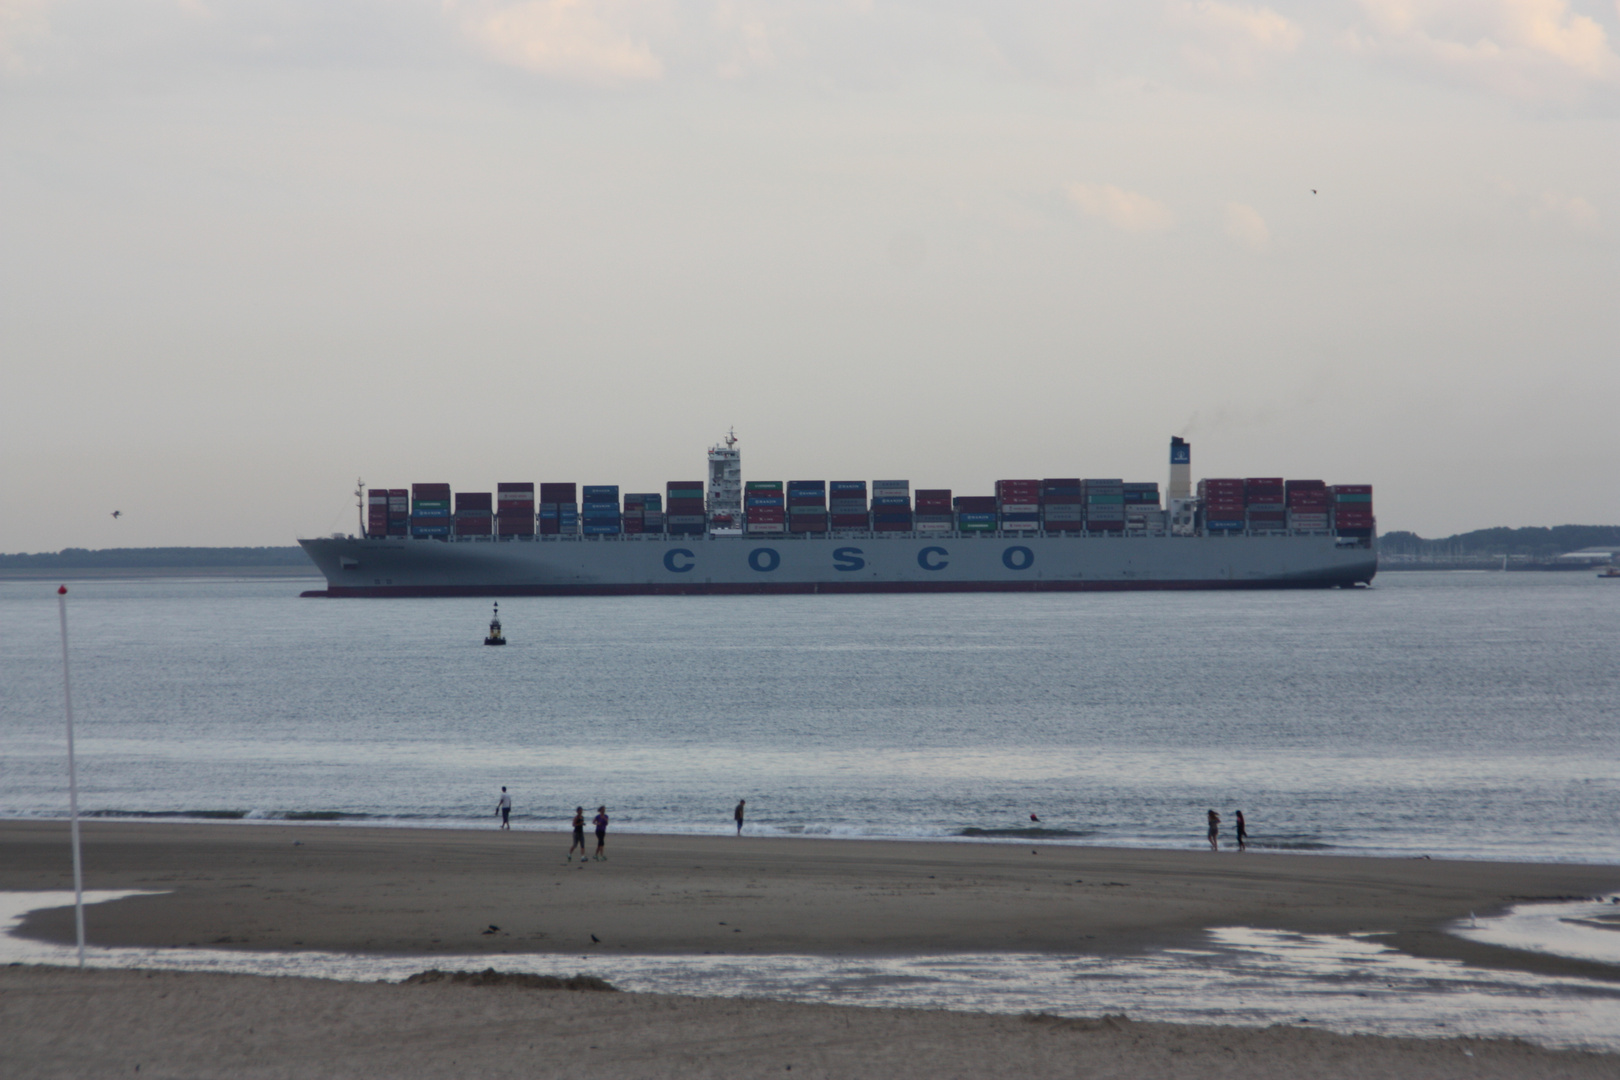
[
  {"x1": 495, "y1": 791, "x2": 751, "y2": 858},
  {"x1": 1207, "y1": 809, "x2": 1247, "y2": 851}
]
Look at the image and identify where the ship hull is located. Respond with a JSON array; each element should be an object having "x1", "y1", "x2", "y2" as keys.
[{"x1": 298, "y1": 533, "x2": 1376, "y2": 597}]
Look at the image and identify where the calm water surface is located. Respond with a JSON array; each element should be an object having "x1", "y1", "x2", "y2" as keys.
[{"x1": 3, "y1": 571, "x2": 1616, "y2": 862}]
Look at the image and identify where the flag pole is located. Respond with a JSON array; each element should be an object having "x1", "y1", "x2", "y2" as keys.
[{"x1": 57, "y1": 585, "x2": 86, "y2": 968}]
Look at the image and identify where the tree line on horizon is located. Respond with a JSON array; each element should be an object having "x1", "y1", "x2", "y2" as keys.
[{"x1": 1378, "y1": 525, "x2": 1620, "y2": 559}]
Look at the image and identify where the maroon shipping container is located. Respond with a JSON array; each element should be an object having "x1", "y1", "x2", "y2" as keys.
[
  {"x1": 412, "y1": 483, "x2": 451, "y2": 500},
  {"x1": 830, "y1": 514, "x2": 870, "y2": 526},
  {"x1": 789, "y1": 521, "x2": 829, "y2": 533},
  {"x1": 497, "y1": 482, "x2": 534, "y2": 502},
  {"x1": 539, "y1": 483, "x2": 577, "y2": 502},
  {"x1": 456, "y1": 492, "x2": 493, "y2": 513},
  {"x1": 455, "y1": 516, "x2": 492, "y2": 536},
  {"x1": 1331, "y1": 484, "x2": 1373, "y2": 495},
  {"x1": 955, "y1": 496, "x2": 998, "y2": 512},
  {"x1": 874, "y1": 521, "x2": 911, "y2": 532},
  {"x1": 1088, "y1": 520, "x2": 1125, "y2": 532},
  {"x1": 1042, "y1": 495, "x2": 1083, "y2": 505},
  {"x1": 497, "y1": 519, "x2": 534, "y2": 536},
  {"x1": 666, "y1": 498, "x2": 704, "y2": 512},
  {"x1": 915, "y1": 489, "x2": 951, "y2": 500},
  {"x1": 747, "y1": 509, "x2": 786, "y2": 521}
]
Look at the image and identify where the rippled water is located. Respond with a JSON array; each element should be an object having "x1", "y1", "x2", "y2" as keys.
[{"x1": 2, "y1": 571, "x2": 1617, "y2": 861}]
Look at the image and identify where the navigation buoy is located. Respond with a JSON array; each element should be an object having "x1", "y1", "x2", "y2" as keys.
[{"x1": 484, "y1": 602, "x2": 505, "y2": 646}]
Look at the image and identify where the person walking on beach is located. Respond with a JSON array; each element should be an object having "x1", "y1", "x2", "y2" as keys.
[
  {"x1": 1235, "y1": 810, "x2": 1247, "y2": 852},
  {"x1": 734, "y1": 799, "x2": 746, "y2": 835},
  {"x1": 592, "y1": 806, "x2": 609, "y2": 861},
  {"x1": 1207, "y1": 809, "x2": 1221, "y2": 851},
  {"x1": 495, "y1": 787, "x2": 512, "y2": 830},
  {"x1": 569, "y1": 807, "x2": 587, "y2": 861}
]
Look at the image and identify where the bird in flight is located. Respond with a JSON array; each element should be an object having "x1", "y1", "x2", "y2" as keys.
[
  {"x1": 111, "y1": 510, "x2": 122, "y2": 519},
  {"x1": 1311, "y1": 189, "x2": 1317, "y2": 194}
]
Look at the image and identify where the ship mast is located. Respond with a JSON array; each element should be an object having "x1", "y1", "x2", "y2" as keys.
[{"x1": 355, "y1": 478, "x2": 366, "y2": 537}]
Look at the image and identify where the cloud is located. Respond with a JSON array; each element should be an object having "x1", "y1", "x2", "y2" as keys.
[
  {"x1": 447, "y1": 0, "x2": 664, "y2": 86},
  {"x1": 1173, "y1": 1, "x2": 1303, "y2": 79},
  {"x1": 1347, "y1": 0, "x2": 1619, "y2": 99},
  {"x1": 1224, "y1": 202, "x2": 1270, "y2": 249},
  {"x1": 1065, "y1": 182, "x2": 1175, "y2": 233}
]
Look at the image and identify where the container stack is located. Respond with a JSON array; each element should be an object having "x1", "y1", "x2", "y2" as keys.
[
  {"x1": 410, "y1": 483, "x2": 452, "y2": 538},
  {"x1": 582, "y1": 486, "x2": 621, "y2": 535},
  {"x1": 955, "y1": 495, "x2": 998, "y2": 532},
  {"x1": 1124, "y1": 483, "x2": 1164, "y2": 532},
  {"x1": 666, "y1": 482, "x2": 705, "y2": 535},
  {"x1": 621, "y1": 493, "x2": 648, "y2": 534},
  {"x1": 454, "y1": 492, "x2": 493, "y2": 537},
  {"x1": 1285, "y1": 480, "x2": 1329, "y2": 532},
  {"x1": 788, "y1": 481, "x2": 828, "y2": 533},
  {"x1": 996, "y1": 480, "x2": 1041, "y2": 531},
  {"x1": 387, "y1": 489, "x2": 410, "y2": 536},
  {"x1": 745, "y1": 480, "x2": 785, "y2": 533},
  {"x1": 871, "y1": 480, "x2": 912, "y2": 532},
  {"x1": 829, "y1": 482, "x2": 869, "y2": 530},
  {"x1": 1040, "y1": 478, "x2": 1083, "y2": 533},
  {"x1": 1244, "y1": 477, "x2": 1286, "y2": 533},
  {"x1": 539, "y1": 483, "x2": 577, "y2": 536},
  {"x1": 1330, "y1": 484, "x2": 1374, "y2": 537},
  {"x1": 1082, "y1": 479, "x2": 1125, "y2": 533},
  {"x1": 1198, "y1": 479, "x2": 1246, "y2": 533},
  {"x1": 642, "y1": 493, "x2": 665, "y2": 534},
  {"x1": 914, "y1": 488, "x2": 952, "y2": 532},
  {"x1": 366, "y1": 489, "x2": 390, "y2": 537},
  {"x1": 497, "y1": 483, "x2": 535, "y2": 537}
]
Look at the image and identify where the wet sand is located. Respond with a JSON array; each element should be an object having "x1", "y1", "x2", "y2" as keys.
[
  {"x1": 5, "y1": 822, "x2": 1620, "y2": 1078},
  {"x1": 4, "y1": 821, "x2": 1618, "y2": 977}
]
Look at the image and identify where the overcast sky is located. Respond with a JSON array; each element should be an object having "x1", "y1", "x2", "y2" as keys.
[{"x1": 3, "y1": 0, "x2": 1616, "y2": 549}]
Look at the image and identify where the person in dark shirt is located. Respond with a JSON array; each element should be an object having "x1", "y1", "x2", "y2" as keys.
[
  {"x1": 569, "y1": 807, "x2": 587, "y2": 861},
  {"x1": 593, "y1": 806, "x2": 609, "y2": 861}
]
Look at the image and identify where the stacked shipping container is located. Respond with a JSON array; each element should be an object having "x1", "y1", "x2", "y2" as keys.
[
  {"x1": 410, "y1": 483, "x2": 452, "y2": 538},
  {"x1": 1124, "y1": 483, "x2": 1163, "y2": 532},
  {"x1": 454, "y1": 491, "x2": 493, "y2": 537},
  {"x1": 745, "y1": 480, "x2": 785, "y2": 533},
  {"x1": 1041, "y1": 478, "x2": 1083, "y2": 533},
  {"x1": 1083, "y1": 479, "x2": 1125, "y2": 533},
  {"x1": 582, "y1": 486, "x2": 621, "y2": 535},
  {"x1": 1198, "y1": 479, "x2": 1245, "y2": 533},
  {"x1": 996, "y1": 480, "x2": 1041, "y2": 531},
  {"x1": 666, "y1": 482, "x2": 705, "y2": 535},
  {"x1": 1286, "y1": 480, "x2": 1329, "y2": 532},
  {"x1": 497, "y1": 483, "x2": 535, "y2": 537},
  {"x1": 366, "y1": 489, "x2": 389, "y2": 537},
  {"x1": 829, "y1": 482, "x2": 869, "y2": 530},
  {"x1": 914, "y1": 488, "x2": 952, "y2": 532},
  {"x1": 871, "y1": 480, "x2": 912, "y2": 532},
  {"x1": 1244, "y1": 477, "x2": 1286, "y2": 533},
  {"x1": 788, "y1": 481, "x2": 828, "y2": 533},
  {"x1": 388, "y1": 490, "x2": 409, "y2": 536},
  {"x1": 955, "y1": 495, "x2": 998, "y2": 532},
  {"x1": 539, "y1": 483, "x2": 577, "y2": 536},
  {"x1": 1331, "y1": 484, "x2": 1374, "y2": 537}
]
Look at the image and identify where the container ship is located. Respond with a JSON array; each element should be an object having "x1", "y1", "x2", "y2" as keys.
[{"x1": 298, "y1": 435, "x2": 1377, "y2": 597}]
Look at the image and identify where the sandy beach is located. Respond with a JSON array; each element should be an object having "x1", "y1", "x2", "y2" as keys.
[{"x1": 4, "y1": 821, "x2": 1619, "y2": 1077}]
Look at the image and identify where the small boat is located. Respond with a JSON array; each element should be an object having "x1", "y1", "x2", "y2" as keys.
[
  {"x1": 484, "y1": 602, "x2": 506, "y2": 645},
  {"x1": 1600, "y1": 566, "x2": 1620, "y2": 579}
]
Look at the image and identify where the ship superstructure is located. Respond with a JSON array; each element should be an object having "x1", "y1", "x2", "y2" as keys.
[{"x1": 301, "y1": 434, "x2": 1377, "y2": 597}]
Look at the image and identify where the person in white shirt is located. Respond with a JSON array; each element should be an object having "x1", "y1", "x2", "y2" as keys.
[{"x1": 496, "y1": 787, "x2": 512, "y2": 830}]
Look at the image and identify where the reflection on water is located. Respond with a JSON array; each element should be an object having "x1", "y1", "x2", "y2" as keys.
[
  {"x1": 1453, "y1": 899, "x2": 1620, "y2": 967},
  {"x1": 6, "y1": 892, "x2": 1619, "y2": 1053}
]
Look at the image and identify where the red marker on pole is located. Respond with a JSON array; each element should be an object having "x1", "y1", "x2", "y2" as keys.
[{"x1": 57, "y1": 585, "x2": 86, "y2": 967}]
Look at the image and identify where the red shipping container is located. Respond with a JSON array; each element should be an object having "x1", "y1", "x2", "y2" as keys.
[
  {"x1": 954, "y1": 497, "x2": 997, "y2": 512},
  {"x1": 412, "y1": 483, "x2": 451, "y2": 500},
  {"x1": 539, "y1": 483, "x2": 577, "y2": 502},
  {"x1": 915, "y1": 489, "x2": 952, "y2": 500}
]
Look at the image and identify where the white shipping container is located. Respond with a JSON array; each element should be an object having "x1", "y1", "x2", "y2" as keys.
[
  {"x1": 1001, "y1": 519, "x2": 1040, "y2": 530},
  {"x1": 746, "y1": 524, "x2": 786, "y2": 533},
  {"x1": 999, "y1": 503, "x2": 1040, "y2": 514},
  {"x1": 871, "y1": 480, "x2": 910, "y2": 491},
  {"x1": 915, "y1": 521, "x2": 952, "y2": 532}
]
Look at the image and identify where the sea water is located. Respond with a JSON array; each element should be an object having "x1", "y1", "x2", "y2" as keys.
[{"x1": 2, "y1": 571, "x2": 1617, "y2": 863}]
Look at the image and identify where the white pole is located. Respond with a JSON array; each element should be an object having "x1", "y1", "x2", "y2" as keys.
[{"x1": 57, "y1": 585, "x2": 86, "y2": 968}]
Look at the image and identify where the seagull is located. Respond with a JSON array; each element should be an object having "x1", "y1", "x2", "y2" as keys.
[
  {"x1": 590, "y1": 933, "x2": 600, "y2": 943},
  {"x1": 111, "y1": 511, "x2": 122, "y2": 519},
  {"x1": 1311, "y1": 189, "x2": 1317, "y2": 195},
  {"x1": 482, "y1": 925, "x2": 500, "y2": 935}
]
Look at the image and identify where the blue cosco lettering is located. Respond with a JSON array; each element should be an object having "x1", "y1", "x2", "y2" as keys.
[
  {"x1": 664, "y1": 548, "x2": 695, "y2": 573},
  {"x1": 1002, "y1": 546, "x2": 1034, "y2": 570},
  {"x1": 748, "y1": 548, "x2": 781, "y2": 572},
  {"x1": 832, "y1": 547, "x2": 865, "y2": 572},
  {"x1": 917, "y1": 546, "x2": 949, "y2": 571}
]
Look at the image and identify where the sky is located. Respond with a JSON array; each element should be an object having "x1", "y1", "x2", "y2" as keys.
[{"x1": 2, "y1": 0, "x2": 1617, "y2": 550}]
